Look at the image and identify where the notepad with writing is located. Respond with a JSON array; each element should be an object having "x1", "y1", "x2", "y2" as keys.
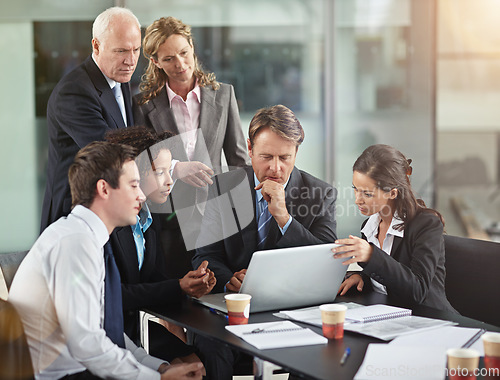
[
  {"x1": 225, "y1": 321, "x2": 327, "y2": 349},
  {"x1": 345, "y1": 304, "x2": 412, "y2": 323}
]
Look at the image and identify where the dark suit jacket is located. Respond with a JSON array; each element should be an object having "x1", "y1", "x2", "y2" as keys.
[
  {"x1": 41, "y1": 56, "x2": 133, "y2": 232},
  {"x1": 192, "y1": 166, "x2": 338, "y2": 293},
  {"x1": 359, "y1": 212, "x2": 456, "y2": 312},
  {"x1": 110, "y1": 220, "x2": 182, "y2": 344}
]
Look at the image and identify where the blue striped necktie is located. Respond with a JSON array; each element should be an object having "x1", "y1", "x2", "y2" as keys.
[{"x1": 257, "y1": 198, "x2": 272, "y2": 249}]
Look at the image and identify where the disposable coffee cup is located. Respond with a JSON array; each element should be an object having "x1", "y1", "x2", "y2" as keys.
[
  {"x1": 447, "y1": 348, "x2": 480, "y2": 380},
  {"x1": 482, "y1": 332, "x2": 500, "y2": 375},
  {"x1": 319, "y1": 304, "x2": 347, "y2": 339},
  {"x1": 224, "y1": 294, "x2": 251, "y2": 325}
]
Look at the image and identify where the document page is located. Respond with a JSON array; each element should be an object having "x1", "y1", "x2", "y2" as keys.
[
  {"x1": 344, "y1": 315, "x2": 455, "y2": 341},
  {"x1": 225, "y1": 321, "x2": 327, "y2": 350},
  {"x1": 389, "y1": 326, "x2": 485, "y2": 355},
  {"x1": 355, "y1": 344, "x2": 447, "y2": 380}
]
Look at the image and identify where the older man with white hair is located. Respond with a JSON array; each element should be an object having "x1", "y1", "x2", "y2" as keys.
[{"x1": 41, "y1": 6, "x2": 142, "y2": 232}]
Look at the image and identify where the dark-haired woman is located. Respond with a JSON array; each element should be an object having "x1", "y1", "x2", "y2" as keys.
[{"x1": 334, "y1": 144, "x2": 456, "y2": 312}]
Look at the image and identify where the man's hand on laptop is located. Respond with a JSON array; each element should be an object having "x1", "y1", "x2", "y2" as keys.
[
  {"x1": 255, "y1": 180, "x2": 290, "y2": 228},
  {"x1": 179, "y1": 260, "x2": 216, "y2": 298},
  {"x1": 226, "y1": 269, "x2": 247, "y2": 292}
]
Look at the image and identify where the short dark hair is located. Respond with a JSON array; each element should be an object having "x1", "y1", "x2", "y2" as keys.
[
  {"x1": 248, "y1": 105, "x2": 304, "y2": 148},
  {"x1": 68, "y1": 141, "x2": 136, "y2": 208},
  {"x1": 105, "y1": 125, "x2": 175, "y2": 177}
]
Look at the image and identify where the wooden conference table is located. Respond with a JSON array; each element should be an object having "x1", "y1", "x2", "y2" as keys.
[{"x1": 145, "y1": 291, "x2": 500, "y2": 380}]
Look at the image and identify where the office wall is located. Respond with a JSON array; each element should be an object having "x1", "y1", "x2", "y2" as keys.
[{"x1": 0, "y1": 22, "x2": 37, "y2": 252}]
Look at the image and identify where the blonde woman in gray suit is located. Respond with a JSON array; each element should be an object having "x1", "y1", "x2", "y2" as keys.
[{"x1": 133, "y1": 16, "x2": 249, "y2": 278}]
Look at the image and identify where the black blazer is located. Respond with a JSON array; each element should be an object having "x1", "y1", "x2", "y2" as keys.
[
  {"x1": 110, "y1": 219, "x2": 182, "y2": 343},
  {"x1": 193, "y1": 166, "x2": 338, "y2": 293},
  {"x1": 359, "y1": 212, "x2": 456, "y2": 312},
  {"x1": 41, "y1": 56, "x2": 133, "y2": 232}
]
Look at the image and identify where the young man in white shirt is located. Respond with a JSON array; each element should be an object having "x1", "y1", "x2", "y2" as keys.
[{"x1": 10, "y1": 141, "x2": 202, "y2": 380}]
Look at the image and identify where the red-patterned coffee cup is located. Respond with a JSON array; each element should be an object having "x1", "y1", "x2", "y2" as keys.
[
  {"x1": 319, "y1": 304, "x2": 347, "y2": 339},
  {"x1": 482, "y1": 332, "x2": 500, "y2": 376},
  {"x1": 225, "y1": 294, "x2": 251, "y2": 325}
]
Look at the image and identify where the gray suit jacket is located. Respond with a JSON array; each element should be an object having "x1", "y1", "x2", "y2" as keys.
[
  {"x1": 192, "y1": 166, "x2": 338, "y2": 292},
  {"x1": 133, "y1": 82, "x2": 249, "y2": 171}
]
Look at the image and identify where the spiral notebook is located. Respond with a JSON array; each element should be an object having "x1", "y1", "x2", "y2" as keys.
[
  {"x1": 345, "y1": 304, "x2": 412, "y2": 323},
  {"x1": 276, "y1": 304, "x2": 454, "y2": 341},
  {"x1": 225, "y1": 321, "x2": 327, "y2": 349}
]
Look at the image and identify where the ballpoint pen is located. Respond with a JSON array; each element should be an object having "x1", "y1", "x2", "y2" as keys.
[
  {"x1": 209, "y1": 308, "x2": 228, "y2": 320},
  {"x1": 340, "y1": 347, "x2": 351, "y2": 365}
]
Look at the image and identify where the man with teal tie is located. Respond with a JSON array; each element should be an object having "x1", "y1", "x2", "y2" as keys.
[
  {"x1": 193, "y1": 104, "x2": 338, "y2": 293},
  {"x1": 191, "y1": 104, "x2": 337, "y2": 380}
]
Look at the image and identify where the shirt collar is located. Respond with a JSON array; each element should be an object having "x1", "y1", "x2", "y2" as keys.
[
  {"x1": 254, "y1": 173, "x2": 291, "y2": 203},
  {"x1": 71, "y1": 205, "x2": 110, "y2": 248},
  {"x1": 134, "y1": 202, "x2": 153, "y2": 233},
  {"x1": 165, "y1": 81, "x2": 201, "y2": 104},
  {"x1": 92, "y1": 54, "x2": 117, "y2": 90},
  {"x1": 361, "y1": 212, "x2": 404, "y2": 239}
]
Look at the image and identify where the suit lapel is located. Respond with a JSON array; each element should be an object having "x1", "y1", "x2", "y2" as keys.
[
  {"x1": 122, "y1": 82, "x2": 134, "y2": 126},
  {"x1": 115, "y1": 227, "x2": 140, "y2": 281},
  {"x1": 196, "y1": 87, "x2": 218, "y2": 162},
  {"x1": 391, "y1": 236, "x2": 403, "y2": 259},
  {"x1": 84, "y1": 56, "x2": 126, "y2": 129},
  {"x1": 238, "y1": 167, "x2": 258, "y2": 253},
  {"x1": 148, "y1": 90, "x2": 180, "y2": 136},
  {"x1": 140, "y1": 227, "x2": 156, "y2": 280}
]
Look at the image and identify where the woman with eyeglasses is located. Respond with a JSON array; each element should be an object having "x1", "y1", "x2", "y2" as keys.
[{"x1": 333, "y1": 144, "x2": 456, "y2": 312}]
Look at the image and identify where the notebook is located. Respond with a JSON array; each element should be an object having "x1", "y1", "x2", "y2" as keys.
[
  {"x1": 276, "y1": 303, "x2": 454, "y2": 341},
  {"x1": 345, "y1": 304, "x2": 412, "y2": 323},
  {"x1": 194, "y1": 243, "x2": 349, "y2": 313},
  {"x1": 225, "y1": 320, "x2": 327, "y2": 349}
]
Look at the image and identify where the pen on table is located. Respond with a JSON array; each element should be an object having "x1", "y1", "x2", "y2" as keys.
[
  {"x1": 209, "y1": 308, "x2": 228, "y2": 320},
  {"x1": 340, "y1": 347, "x2": 350, "y2": 365}
]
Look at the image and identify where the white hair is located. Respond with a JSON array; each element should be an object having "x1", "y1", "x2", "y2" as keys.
[{"x1": 92, "y1": 7, "x2": 141, "y2": 42}]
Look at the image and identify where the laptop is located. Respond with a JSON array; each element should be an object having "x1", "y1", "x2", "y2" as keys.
[{"x1": 194, "y1": 243, "x2": 349, "y2": 313}]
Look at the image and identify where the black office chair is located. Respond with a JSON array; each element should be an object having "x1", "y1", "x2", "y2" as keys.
[
  {"x1": 0, "y1": 299, "x2": 34, "y2": 379},
  {"x1": 0, "y1": 251, "x2": 29, "y2": 291},
  {"x1": 444, "y1": 235, "x2": 500, "y2": 327}
]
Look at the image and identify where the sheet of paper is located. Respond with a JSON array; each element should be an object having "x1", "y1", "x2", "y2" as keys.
[
  {"x1": 225, "y1": 320, "x2": 327, "y2": 350},
  {"x1": 354, "y1": 344, "x2": 447, "y2": 380},
  {"x1": 344, "y1": 315, "x2": 455, "y2": 341},
  {"x1": 389, "y1": 325, "x2": 485, "y2": 355}
]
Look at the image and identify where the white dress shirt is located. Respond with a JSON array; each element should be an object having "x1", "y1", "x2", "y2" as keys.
[
  {"x1": 361, "y1": 213, "x2": 404, "y2": 295},
  {"x1": 9, "y1": 205, "x2": 162, "y2": 380}
]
